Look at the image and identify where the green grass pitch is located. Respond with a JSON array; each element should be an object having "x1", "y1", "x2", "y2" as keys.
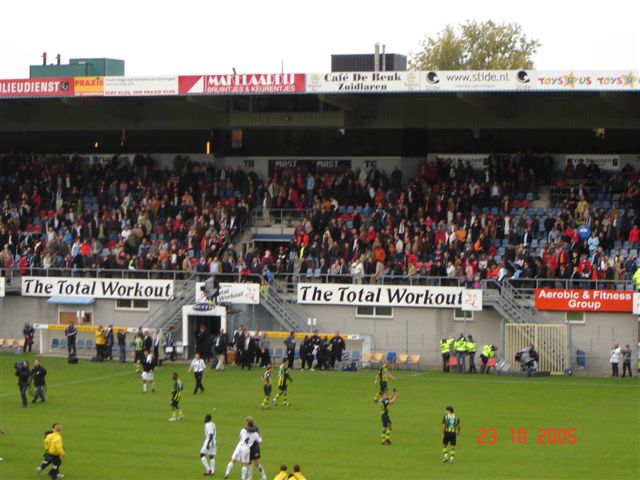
[{"x1": 1, "y1": 354, "x2": 638, "y2": 479}]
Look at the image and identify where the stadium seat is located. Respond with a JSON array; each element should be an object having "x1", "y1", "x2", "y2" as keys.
[
  {"x1": 273, "y1": 348, "x2": 284, "y2": 359},
  {"x1": 85, "y1": 339, "x2": 93, "y2": 350},
  {"x1": 386, "y1": 352, "x2": 397, "y2": 365},
  {"x1": 77, "y1": 339, "x2": 86, "y2": 349},
  {"x1": 14, "y1": 338, "x2": 25, "y2": 354},
  {"x1": 407, "y1": 354, "x2": 421, "y2": 370},
  {"x1": 51, "y1": 338, "x2": 59, "y2": 349},
  {"x1": 59, "y1": 338, "x2": 67, "y2": 350},
  {"x1": 371, "y1": 352, "x2": 384, "y2": 368},
  {"x1": 361, "y1": 352, "x2": 373, "y2": 368},
  {"x1": 351, "y1": 351, "x2": 361, "y2": 363},
  {"x1": 396, "y1": 354, "x2": 408, "y2": 369},
  {"x1": 4, "y1": 338, "x2": 14, "y2": 350},
  {"x1": 341, "y1": 351, "x2": 349, "y2": 361}
]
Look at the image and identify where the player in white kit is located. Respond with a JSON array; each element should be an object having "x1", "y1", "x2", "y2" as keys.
[
  {"x1": 200, "y1": 414, "x2": 217, "y2": 476},
  {"x1": 224, "y1": 417, "x2": 262, "y2": 480}
]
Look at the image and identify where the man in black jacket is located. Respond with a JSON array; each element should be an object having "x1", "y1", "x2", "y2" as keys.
[
  {"x1": 15, "y1": 360, "x2": 30, "y2": 407},
  {"x1": 329, "y1": 332, "x2": 346, "y2": 370},
  {"x1": 64, "y1": 321, "x2": 77, "y2": 357},
  {"x1": 214, "y1": 328, "x2": 228, "y2": 371},
  {"x1": 284, "y1": 332, "x2": 296, "y2": 368},
  {"x1": 31, "y1": 359, "x2": 47, "y2": 404},
  {"x1": 23, "y1": 322, "x2": 35, "y2": 353}
]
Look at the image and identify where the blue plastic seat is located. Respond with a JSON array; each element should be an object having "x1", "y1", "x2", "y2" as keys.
[
  {"x1": 51, "y1": 338, "x2": 60, "y2": 349},
  {"x1": 386, "y1": 352, "x2": 397, "y2": 364}
]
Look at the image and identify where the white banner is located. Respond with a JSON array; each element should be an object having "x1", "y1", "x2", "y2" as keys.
[
  {"x1": 565, "y1": 154, "x2": 621, "y2": 172},
  {"x1": 422, "y1": 70, "x2": 534, "y2": 92},
  {"x1": 104, "y1": 76, "x2": 178, "y2": 96},
  {"x1": 22, "y1": 277, "x2": 173, "y2": 300},
  {"x1": 633, "y1": 293, "x2": 640, "y2": 315},
  {"x1": 428, "y1": 153, "x2": 491, "y2": 170},
  {"x1": 297, "y1": 283, "x2": 482, "y2": 310},
  {"x1": 195, "y1": 281, "x2": 260, "y2": 304},
  {"x1": 534, "y1": 71, "x2": 638, "y2": 91},
  {"x1": 0, "y1": 277, "x2": 4, "y2": 298},
  {"x1": 306, "y1": 71, "x2": 420, "y2": 93}
]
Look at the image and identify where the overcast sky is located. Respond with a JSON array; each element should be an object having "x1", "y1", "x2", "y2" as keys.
[{"x1": 2, "y1": 0, "x2": 638, "y2": 78}]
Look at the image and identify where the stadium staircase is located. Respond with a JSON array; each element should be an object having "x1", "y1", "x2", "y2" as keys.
[
  {"x1": 141, "y1": 273, "x2": 198, "y2": 332},
  {"x1": 260, "y1": 282, "x2": 306, "y2": 332},
  {"x1": 483, "y1": 279, "x2": 536, "y2": 323}
]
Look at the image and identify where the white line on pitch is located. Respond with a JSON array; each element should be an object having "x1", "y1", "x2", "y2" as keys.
[{"x1": 0, "y1": 371, "x2": 132, "y2": 398}]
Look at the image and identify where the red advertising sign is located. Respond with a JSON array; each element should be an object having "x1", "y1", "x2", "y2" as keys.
[
  {"x1": 179, "y1": 74, "x2": 305, "y2": 95},
  {"x1": 0, "y1": 78, "x2": 74, "y2": 98},
  {"x1": 535, "y1": 288, "x2": 634, "y2": 312}
]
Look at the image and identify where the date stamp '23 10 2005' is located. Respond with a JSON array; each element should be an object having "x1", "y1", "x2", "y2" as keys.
[{"x1": 477, "y1": 428, "x2": 577, "y2": 445}]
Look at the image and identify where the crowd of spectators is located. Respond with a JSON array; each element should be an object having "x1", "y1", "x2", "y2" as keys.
[
  {"x1": 251, "y1": 155, "x2": 639, "y2": 288},
  {"x1": 1, "y1": 153, "x2": 638, "y2": 290},
  {"x1": 0, "y1": 154, "x2": 260, "y2": 282}
]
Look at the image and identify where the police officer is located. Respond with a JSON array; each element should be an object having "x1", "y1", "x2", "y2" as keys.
[
  {"x1": 454, "y1": 334, "x2": 467, "y2": 374},
  {"x1": 466, "y1": 335, "x2": 477, "y2": 373},
  {"x1": 440, "y1": 339, "x2": 451, "y2": 373},
  {"x1": 480, "y1": 344, "x2": 497, "y2": 374}
]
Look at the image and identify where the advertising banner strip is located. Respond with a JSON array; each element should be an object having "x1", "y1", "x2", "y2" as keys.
[
  {"x1": 0, "y1": 78, "x2": 74, "y2": 98},
  {"x1": 103, "y1": 76, "x2": 178, "y2": 96},
  {"x1": 204, "y1": 73, "x2": 305, "y2": 94},
  {"x1": 306, "y1": 71, "x2": 421, "y2": 93},
  {"x1": 179, "y1": 74, "x2": 306, "y2": 95},
  {"x1": 297, "y1": 283, "x2": 482, "y2": 310},
  {"x1": 534, "y1": 70, "x2": 639, "y2": 91},
  {"x1": 73, "y1": 76, "x2": 104, "y2": 96},
  {"x1": 195, "y1": 281, "x2": 260, "y2": 305},
  {"x1": 535, "y1": 288, "x2": 634, "y2": 312},
  {"x1": 421, "y1": 70, "x2": 535, "y2": 92},
  {"x1": 22, "y1": 277, "x2": 174, "y2": 300},
  {"x1": 564, "y1": 154, "x2": 621, "y2": 172}
]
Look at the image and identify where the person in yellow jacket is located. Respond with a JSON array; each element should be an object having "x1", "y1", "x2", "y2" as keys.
[
  {"x1": 439, "y1": 339, "x2": 451, "y2": 373},
  {"x1": 632, "y1": 265, "x2": 640, "y2": 291},
  {"x1": 288, "y1": 464, "x2": 307, "y2": 479},
  {"x1": 454, "y1": 334, "x2": 467, "y2": 374},
  {"x1": 95, "y1": 325, "x2": 107, "y2": 360},
  {"x1": 37, "y1": 423, "x2": 65, "y2": 479},
  {"x1": 466, "y1": 335, "x2": 477, "y2": 373},
  {"x1": 273, "y1": 464, "x2": 289, "y2": 480}
]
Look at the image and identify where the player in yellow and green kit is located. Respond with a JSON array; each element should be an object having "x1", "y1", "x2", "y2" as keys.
[
  {"x1": 261, "y1": 364, "x2": 274, "y2": 409},
  {"x1": 442, "y1": 405, "x2": 460, "y2": 463},
  {"x1": 169, "y1": 372, "x2": 184, "y2": 421},
  {"x1": 373, "y1": 361, "x2": 395, "y2": 402},
  {"x1": 379, "y1": 388, "x2": 398, "y2": 445},
  {"x1": 272, "y1": 359, "x2": 293, "y2": 407}
]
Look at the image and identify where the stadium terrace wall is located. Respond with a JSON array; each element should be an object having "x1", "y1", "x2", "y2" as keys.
[
  {"x1": 1, "y1": 294, "x2": 636, "y2": 375},
  {"x1": 0, "y1": 295, "x2": 164, "y2": 340},
  {"x1": 62, "y1": 153, "x2": 638, "y2": 181}
]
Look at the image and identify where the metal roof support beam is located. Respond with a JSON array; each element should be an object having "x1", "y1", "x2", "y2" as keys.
[
  {"x1": 455, "y1": 93, "x2": 515, "y2": 119},
  {"x1": 599, "y1": 93, "x2": 640, "y2": 119},
  {"x1": 318, "y1": 94, "x2": 375, "y2": 118}
]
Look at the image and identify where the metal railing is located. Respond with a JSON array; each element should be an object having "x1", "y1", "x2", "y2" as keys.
[
  {"x1": 140, "y1": 273, "x2": 198, "y2": 331},
  {"x1": 251, "y1": 208, "x2": 313, "y2": 232}
]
